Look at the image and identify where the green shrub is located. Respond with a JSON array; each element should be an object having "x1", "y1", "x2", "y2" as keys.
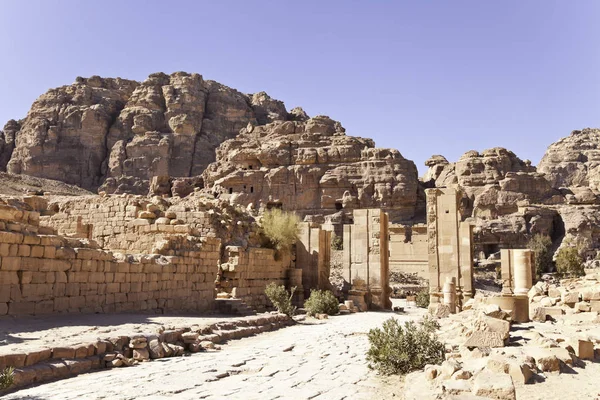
[
  {"x1": 264, "y1": 282, "x2": 296, "y2": 316},
  {"x1": 415, "y1": 288, "x2": 430, "y2": 308},
  {"x1": 420, "y1": 314, "x2": 440, "y2": 332},
  {"x1": 304, "y1": 289, "x2": 340, "y2": 316},
  {"x1": 331, "y1": 234, "x2": 343, "y2": 250},
  {"x1": 366, "y1": 317, "x2": 444, "y2": 375},
  {"x1": 260, "y1": 209, "x2": 300, "y2": 255},
  {"x1": 0, "y1": 367, "x2": 14, "y2": 390},
  {"x1": 528, "y1": 234, "x2": 553, "y2": 279},
  {"x1": 555, "y1": 244, "x2": 584, "y2": 277}
]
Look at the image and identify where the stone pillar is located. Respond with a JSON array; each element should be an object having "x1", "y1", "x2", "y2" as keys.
[
  {"x1": 501, "y1": 249, "x2": 533, "y2": 296},
  {"x1": 342, "y1": 224, "x2": 352, "y2": 283},
  {"x1": 425, "y1": 188, "x2": 474, "y2": 310},
  {"x1": 287, "y1": 268, "x2": 304, "y2": 306},
  {"x1": 369, "y1": 210, "x2": 390, "y2": 309},
  {"x1": 512, "y1": 249, "x2": 533, "y2": 295},
  {"x1": 458, "y1": 222, "x2": 474, "y2": 304},
  {"x1": 317, "y1": 229, "x2": 331, "y2": 291},
  {"x1": 343, "y1": 209, "x2": 391, "y2": 310},
  {"x1": 442, "y1": 277, "x2": 456, "y2": 313},
  {"x1": 500, "y1": 248, "x2": 514, "y2": 295}
]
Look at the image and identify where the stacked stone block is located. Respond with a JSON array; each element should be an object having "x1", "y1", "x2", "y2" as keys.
[
  {"x1": 0, "y1": 201, "x2": 219, "y2": 316},
  {"x1": 219, "y1": 246, "x2": 295, "y2": 311}
]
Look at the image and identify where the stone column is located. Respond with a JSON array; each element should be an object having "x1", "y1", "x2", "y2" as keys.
[
  {"x1": 342, "y1": 224, "x2": 352, "y2": 284},
  {"x1": 426, "y1": 188, "x2": 441, "y2": 303},
  {"x1": 442, "y1": 277, "x2": 456, "y2": 313},
  {"x1": 500, "y1": 248, "x2": 514, "y2": 295},
  {"x1": 512, "y1": 249, "x2": 533, "y2": 295},
  {"x1": 425, "y1": 187, "x2": 473, "y2": 309},
  {"x1": 501, "y1": 249, "x2": 533, "y2": 296}
]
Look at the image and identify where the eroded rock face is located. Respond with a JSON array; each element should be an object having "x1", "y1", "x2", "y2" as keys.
[
  {"x1": 0, "y1": 119, "x2": 21, "y2": 170},
  {"x1": 4, "y1": 72, "x2": 288, "y2": 194},
  {"x1": 99, "y1": 72, "x2": 260, "y2": 194},
  {"x1": 202, "y1": 115, "x2": 420, "y2": 221},
  {"x1": 424, "y1": 147, "x2": 566, "y2": 255},
  {"x1": 538, "y1": 128, "x2": 600, "y2": 190},
  {"x1": 7, "y1": 76, "x2": 138, "y2": 189}
]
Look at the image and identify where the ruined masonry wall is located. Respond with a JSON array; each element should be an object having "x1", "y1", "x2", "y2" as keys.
[
  {"x1": 0, "y1": 229, "x2": 219, "y2": 316},
  {"x1": 220, "y1": 246, "x2": 294, "y2": 311},
  {"x1": 388, "y1": 224, "x2": 428, "y2": 279},
  {"x1": 40, "y1": 196, "x2": 217, "y2": 253}
]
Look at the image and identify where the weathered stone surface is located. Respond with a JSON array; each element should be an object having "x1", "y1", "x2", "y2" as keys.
[
  {"x1": 472, "y1": 369, "x2": 516, "y2": 399},
  {"x1": 464, "y1": 331, "x2": 505, "y2": 349},
  {"x1": 429, "y1": 303, "x2": 451, "y2": 319},
  {"x1": 538, "y1": 128, "x2": 600, "y2": 190},
  {"x1": 2, "y1": 72, "x2": 293, "y2": 196},
  {"x1": 7, "y1": 76, "x2": 138, "y2": 189},
  {"x1": 202, "y1": 115, "x2": 420, "y2": 221}
]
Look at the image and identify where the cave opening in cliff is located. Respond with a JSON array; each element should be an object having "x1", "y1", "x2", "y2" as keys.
[{"x1": 550, "y1": 213, "x2": 565, "y2": 246}]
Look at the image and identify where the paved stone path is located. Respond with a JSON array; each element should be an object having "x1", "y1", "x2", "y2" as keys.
[{"x1": 5, "y1": 309, "x2": 424, "y2": 400}]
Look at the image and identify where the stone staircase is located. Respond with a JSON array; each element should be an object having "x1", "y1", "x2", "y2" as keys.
[{"x1": 214, "y1": 298, "x2": 255, "y2": 316}]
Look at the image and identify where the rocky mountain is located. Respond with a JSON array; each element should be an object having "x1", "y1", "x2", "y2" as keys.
[
  {"x1": 0, "y1": 72, "x2": 421, "y2": 222},
  {"x1": 538, "y1": 128, "x2": 600, "y2": 190},
  {"x1": 202, "y1": 115, "x2": 420, "y2": 221},
  {"x1": 4, "y1": 72, "x2": 600, "y2": 256},
  {"x1": 1, "y1": 72, "x2": 290, "y2": 194},
  {"x1": 423, "y1": 135, "x2": 600, "y2": 259}
]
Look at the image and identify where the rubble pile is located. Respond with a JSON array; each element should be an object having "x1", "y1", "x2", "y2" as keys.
[{"x1": 406, "y1": 289, "x2": 600, "y2": 400}]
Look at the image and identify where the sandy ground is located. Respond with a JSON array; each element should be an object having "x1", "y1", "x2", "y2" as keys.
[
  {"x1": 2, "y1": 301, "x2": 600, "y2": 399},
  {"x1": 2, "y1": 305, "x2": 424, "y2": 400}
]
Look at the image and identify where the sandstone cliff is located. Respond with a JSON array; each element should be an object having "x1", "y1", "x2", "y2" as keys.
[
  {"x1": 2, "y1": 72, "x2": 289, "y2": 194},
  {"x1": 202, "y1": 115, "x2": 420, "y2": 222},
  {"x1": 538, "y1": 128, "x2": 600, "y2": 190},
  {"x1": 424, "y1": 131, "x2": 600, "y2": 258}
]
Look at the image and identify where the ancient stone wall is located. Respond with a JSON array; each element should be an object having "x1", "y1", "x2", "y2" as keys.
[
  {"x1": 388, "y1": 223, "x2": 428, "y2": 279},
  {"x1": 0, "y1": 227, "x2": 219, "y2": 317},
  {"x1": 426, "y1": 187, "x2": 474, "y2": 309},
  {"x1": 342, "y1": 209, "x2": 391, "y2": 310},
  {"x1": 296, "y1": 222, "x2": 331, "y2": 300},
  {"x1": 218, "y1": 246, "x2": 297, "y2": 311},
  {"x1": 39, "y1": 196, "x2": 219, "y2": 253}
]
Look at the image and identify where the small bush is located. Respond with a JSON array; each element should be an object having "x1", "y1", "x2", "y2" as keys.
[
  {"x1": 528, "y1": 234, "x2": 554, "y2": 279},
  {"x1": 415, "y1": 288, "x2": 430, "y2": 308},
  {"x1": 555, "y1": 244, "x2": 584, "y2": 277},
  {"x1": 265, "y1": 282, "x2": 296, "y2": 316},
  {"x1": 331, "y1": 234, "x2": 343, "y2": 250},
  {"x1": 0, "y1": 367, "x2": 14, "y2": 390},
  {"x1": 366, "y1": 317, "x2": 444, "y2": 375},
  {"x1": 304, "y1": 289, "x2": 340, "y2": 316},
  {"x1": 260, "y1": 209, "x2": 300, "y2": 255},
  {"x1": 420, "y1": 314, "x2": 440, "y2": 332}
]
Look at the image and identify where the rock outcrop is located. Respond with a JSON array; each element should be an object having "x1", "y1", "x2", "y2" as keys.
[
  {"x1": 3, "y1": 72, "x2": 290, "y2": 194},
  {"x1": 7, "y1": 76, "x2": 138, "y2": 189},
  {"x1": 202, "y1": 115, "x2": 420, "y2": 221},
  {"x1": 538, "y1": 128, "x2": 600, "y2": 190},
  {"x1": 425, "y1": 131, "x2": 600, "y2": 258}
]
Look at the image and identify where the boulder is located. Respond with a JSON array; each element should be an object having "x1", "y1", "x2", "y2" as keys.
[{"x1": 472, "y1": 370, "x2": 516, "y2": 399}]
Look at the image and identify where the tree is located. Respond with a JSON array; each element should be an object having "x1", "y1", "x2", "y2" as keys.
[
  {"x1": 527, "y1": 234, "x2": 553, "y2": 279},
  {"x1": 555, "y1": 244, "x2": 584, "y2": 277}
]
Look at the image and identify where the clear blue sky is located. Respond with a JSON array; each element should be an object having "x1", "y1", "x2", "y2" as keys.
[{"x1": 1, "y1": 1, "x2": 599, "y2": 174}]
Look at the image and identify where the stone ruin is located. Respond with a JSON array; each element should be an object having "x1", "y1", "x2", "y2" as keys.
[{"x1": 1, "y1": 72, "x2": 600, "y2": 397}]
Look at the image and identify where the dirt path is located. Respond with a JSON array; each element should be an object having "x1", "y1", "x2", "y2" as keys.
[{"x1": 3, "y1": 310, "x2": 423, "y2": 400}]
